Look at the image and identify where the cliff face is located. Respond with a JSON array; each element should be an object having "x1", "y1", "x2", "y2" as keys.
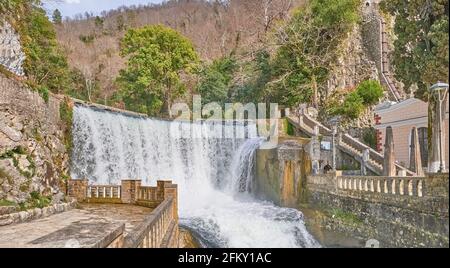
[
  {"x1": 326, "y1": 26, "x2": 379, "y2": 97},
  {"x1": 0, "y1": 74, "x2": 70, "y2": 204},
  {"x1": 323, "y1": 1, "x2": 400, "y2": 130},
  {"x1": 0, "y1": 21, "x2": 25, "y2": 77}
]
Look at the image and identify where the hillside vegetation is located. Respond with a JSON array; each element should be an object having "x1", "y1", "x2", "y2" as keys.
[
  {"x1": 2, "y1": 0, "x2": 448, "y2": 120},
  {"x1": 55, "y1": 0, "x2": 305, "y2": 104}
]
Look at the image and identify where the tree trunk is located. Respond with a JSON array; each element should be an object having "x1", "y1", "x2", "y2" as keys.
[{"x1": 311, "y1": 75, "x2": 318, "y2": 109}]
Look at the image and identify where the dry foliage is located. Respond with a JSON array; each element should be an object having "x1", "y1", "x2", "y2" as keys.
[{"x1": 55, "y1": 0, "x2": 305, "y2": 99}]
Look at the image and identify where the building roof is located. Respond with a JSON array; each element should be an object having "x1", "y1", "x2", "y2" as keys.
[{"x1": 375, "y1": 98, "x2": 427, "y2": 114}]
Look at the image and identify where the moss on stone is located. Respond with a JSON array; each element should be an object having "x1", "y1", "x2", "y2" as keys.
[
  {"x1": 0, "y1": 146, "x2": 27, "y2": 159},
  {"x1": 326, "y1": 208, "x2": 363, "y2": 225},
  {"x1": 283, "y1": 118, "x2": 295, "y2": 136},
  {"x1": 0, "y1": 147, "x2": 36, "y2": 179},
  {"x1": 19, "y1": 178, "x2": 31, "y2": 192},
  {"x1": 59, "y1": 98, "x2": 73, "y2": 154},
  {"x1": 19, "y1": 191, "x2": 52, "y2": 210}
]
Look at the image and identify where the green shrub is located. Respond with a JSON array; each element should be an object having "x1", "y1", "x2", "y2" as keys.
[
  {"x1": 283, "y1": 118, "x2": 295, "y2": 136},
  {"x1": 356, "y1": 80, "x2": 384, "y2": 105},
  {"x1": 20, "y1": 191, "x2": 52, "y2": 210},
  {"x1": 339, "y1": 92, "x2": 365, "y2": 119},
  {"x1": 362, "y1": 127, "x2": 377, "y2": 150},
  {"x1": 79, "y1": 34, "x2": 95, "y2": 44},
  {"x1": 38, "y1": 85, "x2": 49, "y2": 103}
]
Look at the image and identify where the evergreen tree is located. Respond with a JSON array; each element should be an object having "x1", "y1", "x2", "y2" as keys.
[
  {"x1": 197, "y1": 57, "x2": 237, "y2": 106},
  {"x1": 381, "y1": 0, "x2": 449, "y2": 100},
  {"x1": 52, "y1": 9, "x2": 62, "y2": 25}
]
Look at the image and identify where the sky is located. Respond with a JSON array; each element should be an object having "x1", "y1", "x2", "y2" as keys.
[{"x1": 42, "y1": 0, "x2": 164, "y2": 19}]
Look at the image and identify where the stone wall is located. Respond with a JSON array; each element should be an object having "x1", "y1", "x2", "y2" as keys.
[
  {"x1": 326, "y1": 25, "x2": 379, "y2": 96},
  {"x1": 305, "y1": 173, "x2": 449, "y2": 247},
  {"x1": 325, "y1": 0, "x2": 383, "y2": 97},
  {"x1": 0, "y1": 21, "x2": 25, "y2": 76},
  {"x1": 0, "y1": 73, "x2": 70, "y2": 204},
  {"x1": 255, "y1": 141, "x2": 311, "y2": 207}
]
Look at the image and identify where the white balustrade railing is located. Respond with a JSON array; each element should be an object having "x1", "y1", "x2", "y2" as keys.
[{"x1": 337, "y1": 176, "x2": 424, "y2": 197}]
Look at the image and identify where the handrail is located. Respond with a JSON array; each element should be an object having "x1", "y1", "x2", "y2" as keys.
[
  {"x1": 378, "y1": 16, "x2": 401, "y2": 102},
  {"x1": 289, "y1": 112, "x2": 416, "y2": 176},
  {"x1": 123, "y1": 197, "x2": 174, "y2": 248},
  {"x1": 87, "y1": 185, "x2": 121, "y2": 199},
  {"x1": 138, "y1": 186, "x2": 160, "y2": 201}
]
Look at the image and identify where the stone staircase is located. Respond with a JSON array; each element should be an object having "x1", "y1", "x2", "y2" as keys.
[{"x1": 287, "y1": 112, "x2": 416, "y2": 176}]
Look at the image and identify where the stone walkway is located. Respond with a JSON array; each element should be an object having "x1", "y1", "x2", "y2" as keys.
[{"x1": 0, "y1": 204, "x2": 152, "y2": 248}]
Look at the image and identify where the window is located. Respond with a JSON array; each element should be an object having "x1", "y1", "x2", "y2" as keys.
[{"x1": 418, "y1": 127, "x2": 428, "y2": 167}]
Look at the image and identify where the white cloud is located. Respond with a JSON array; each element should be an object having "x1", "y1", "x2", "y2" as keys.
[{"x1": 65, "y1": 0, "x2": 81, "y2": 4}]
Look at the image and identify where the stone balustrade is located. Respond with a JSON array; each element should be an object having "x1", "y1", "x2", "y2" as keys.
[
  {"x1": 306, "y1": 172, "x2": 449, "y2": 247},
  {"x1": 308, "y1": 173, "x2": 448, "y2": 199},
  {"x1": 124, "y1": 197, "x2": 178, "y2": 248},
  {"x1": 138, "y1": 186, "x2": 159, "y2": 201},
  {"x1": 337, "y1": 176, "x2": 424, "y2": 197},
  {"x1": 87, "y1": 185, "x2": 122, "y2": 201}
]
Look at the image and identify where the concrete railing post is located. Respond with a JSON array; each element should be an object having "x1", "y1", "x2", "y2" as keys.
[
  {"x1": 409, "y1": 127, "x2": 424, "y2": 176},
  {"x1": 121, "y1": 180, "x2": 142, "y2": 204},
  {"x1": 361, "y1": 149, "x2": 370, "y2": 176},
  {"x1": 383, "y1": 126, "x2": 396, "y2": 176},
  {"x1": 162, "y1": 181, "x2": 178, "y2": 221},
  {"x1": 68, "y1": 179, "x2": 89, "y2": 202}
]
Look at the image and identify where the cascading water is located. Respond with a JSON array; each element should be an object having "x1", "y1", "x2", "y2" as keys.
[{"x1": 71, "y1": 105, "x2": 320, "y2": 248}]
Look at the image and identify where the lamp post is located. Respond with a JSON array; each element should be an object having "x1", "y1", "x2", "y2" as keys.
[{"x1": 429, "y1": 82, "x2": 449, "y2": 173}]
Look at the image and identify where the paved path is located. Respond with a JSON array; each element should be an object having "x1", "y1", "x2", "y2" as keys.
[{"x1": 0, "y1": 204, "x2": 152, "y2": 248}]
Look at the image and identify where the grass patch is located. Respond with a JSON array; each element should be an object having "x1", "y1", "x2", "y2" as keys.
[
  {"x1": 0, "y1": 146, "x2": 27, "y2": 159},
  {"x1": 19, "y1": 191, "x2": 52, "y2": 210},
  {"x1": 0, "y1": 199, "x2": 17, "y2": 207}
]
